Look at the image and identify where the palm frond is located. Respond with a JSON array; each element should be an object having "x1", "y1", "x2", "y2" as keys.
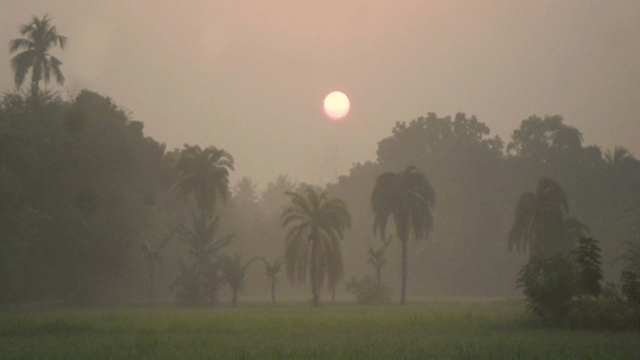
[
  {"x1": 9, "y1": 38, "x2": 33, "y2": 53},
  {"x1": 49, "y1": 56, "x2": 65, "y2": 85},
  {"x1": 508, "y1": 192, "x2": 536, "y2": 252}
]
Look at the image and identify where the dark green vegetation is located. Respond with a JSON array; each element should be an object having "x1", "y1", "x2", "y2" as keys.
[{"x1": 2, "y1": 301, "x2": 640, "y2": 360}]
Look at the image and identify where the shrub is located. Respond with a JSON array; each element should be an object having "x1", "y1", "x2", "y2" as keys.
[
  {"x1": 621, "y1": 270, "x2": 640, "y2": 330},
  {"x1": 345, "y1": 276, "x2": 392, "y2": 305},
  {"x1": 517, "y1": 254, "x2": 576, "y2": 324},
  {"x1": 567, "y1": 297, "x2": 634, "y2": 331}
]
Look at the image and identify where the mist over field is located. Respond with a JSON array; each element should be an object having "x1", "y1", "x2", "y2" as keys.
[{"x1": 1, "y1": 1, "x2": 639, "y2": 318}]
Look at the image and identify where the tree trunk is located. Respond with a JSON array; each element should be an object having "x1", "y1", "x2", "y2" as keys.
[
  {"x1": 310, "y1": 235, "x2": 320, "y2": 307},
  {"x1": 147, "y1": 262, "x2": 155, "y2": 306},
  {"x1": 400, "y1": 237, "x2": 408, "y2": 306},
  {"x1": 231, "y1": 289, "x2": 238, "y2": 307},
  {"x1": 271, "y1": 280, "x2": 276, "y2": 304}
]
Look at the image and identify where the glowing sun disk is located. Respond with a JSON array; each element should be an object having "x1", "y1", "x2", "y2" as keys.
[{"x1": 323, "y1": 91, "x2": 350, "y2": 121}]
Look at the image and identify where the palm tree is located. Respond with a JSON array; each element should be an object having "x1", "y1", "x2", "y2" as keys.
[
  {"x1": 261, "y1": 257, "x2": 282, "y2": 304},
  {"x1": 281, "y1": 187, "x2": 351, "y2": 307},
  {"x1": 508, "y1": 177, "x2": 587, "y2": 258},
  {"x1": 10, "y1": 14, "x2": 67, "y2": 96},
  {"x1": 371, "y1": 166, "x2": 435, "y2": 305},
  {"x1": 604, "y1": 147, "x2": 633, "y2": 168},
  {"x1": 174, "y1": 144, "x2": 234, "y2": 218},
  {"x1": 219, "y1": 253, "x2": 260, "y2": 307}
]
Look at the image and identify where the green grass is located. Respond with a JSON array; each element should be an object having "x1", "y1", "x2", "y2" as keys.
[{"x1": 0, "y1": 300, "x2": 638, "y2": 359}]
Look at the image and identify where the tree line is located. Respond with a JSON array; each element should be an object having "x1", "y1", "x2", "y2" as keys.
[{"x1": 1, "y1": 15, "x2": 640, "y2": 313}]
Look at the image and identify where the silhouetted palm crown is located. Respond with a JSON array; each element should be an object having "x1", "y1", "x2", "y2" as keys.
[
  {"x1": 281, "y1": 187, "x2": 351, "y2": 301},
  {"x1": 508, "y1": 177, "x2": 586, "y2": 257},
  {"x1": 371, "y1": 166, "x2": 435, "y2": 242},
  {"x1": 174, "y1": 145, "x2": 234, "y2": 217},
  {"x1": 10, "y1": 14, "x2": 67, "y2": 94}
]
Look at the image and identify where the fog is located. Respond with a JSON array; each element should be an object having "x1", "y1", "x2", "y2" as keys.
[
  {"x1": 2, "y1": 0, "x2": 639, "y2": 187},
  {"x1": 2, "y1": 1, "x2": 640, "y2": 307}
]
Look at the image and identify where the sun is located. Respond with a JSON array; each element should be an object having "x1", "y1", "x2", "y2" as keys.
[{"x1": 323, "y1": 91, "x2": 350, "y2": 121}]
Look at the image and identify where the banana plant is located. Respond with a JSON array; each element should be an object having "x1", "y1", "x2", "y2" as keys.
[
  {"x1": 219, "y1": 253, "x2": 260, "y2": 307},
  {"x1": 261, "y1": 257, "x2": 283, "y2": 304}
]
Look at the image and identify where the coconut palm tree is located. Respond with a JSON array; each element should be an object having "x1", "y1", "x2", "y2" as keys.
[
  {"x1": 371, "y1": 166, "x2": 435, "y2": 305},
  {"x1": 174, "y1": 144, "x2": 234, "y2": 218},
  {"x1": 10, "y1": 14, "x2": 67, "y2": 96},
  {"x1": 508, "y1": 177, "x2": 587, "y2": 258},
  {"x1": 219, "y1": 253, "x2": 260, "y2": 307},
  {"x1": 281, "y1": 187, "x2": 351, "y2": 307}
]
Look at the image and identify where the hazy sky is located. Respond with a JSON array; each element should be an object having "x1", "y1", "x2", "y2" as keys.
[{"x1": 2, "y1": 0, "x2": 639, "y2": 188}]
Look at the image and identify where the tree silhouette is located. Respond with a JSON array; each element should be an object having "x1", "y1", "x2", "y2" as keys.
[
  {"x1": 174, "y1": 145, "x2": 233, "y2": 218},
  {"x1": 371, "y1": 166, "x2": 435, "y2": 305},
  {"x1": 261, "y1": 257, "x2": 282, "y2": 304},
  {"x1": 173, "y1": 215, "x2": 233, "y2": 306},
  {"x1": 368, "y1": 235, "x2": 392, "y2": 285},
  {"x1": 508, "y1": 177, "x2": 587, "y2": 258},
  {"x1": 219, "y1": 253, "x2": 260, "y2": 307},
  {"x1": 281, "y1": 187, "x2": 351, "y2": 307},
  {"x1": 139, "y1": 229, "x2": 176, "y2": 305},
  {"x1": 10, "y1": 14, "x2": 67, "y2": 96}
]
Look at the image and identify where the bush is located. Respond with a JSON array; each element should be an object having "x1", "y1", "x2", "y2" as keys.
[
  {"x1": 567, "y1": 297, "x2": 634, "y2": 331},
  {"x1": 345, "y1": 276, "x2": 392, "y2": 305},
  {"x1": 517, "y1": 254, "x2": 576, "y2": 325},
  {"x1": 621, "y1": 270, "x2": 640, "y2": 330}
]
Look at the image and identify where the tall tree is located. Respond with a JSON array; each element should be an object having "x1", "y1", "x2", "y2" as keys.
[
  {"x1": 371, "y1": 166, "x2": 435, "y2": 305},
  {"x1": 173, "y1": 145, "x2": 234, "y2": 306},
  {"x1": 508, "y1": 177, "x2": 587, "y2": 258},
  {"x1": 174, "y1": 145, "x2": 234, "y2": 218},
  {"x1": 281, "y1": 187, "x2": 351, "y2": 307},
  {"x1": 10, "y1": 15, "x2": 67, "y2": 96}
]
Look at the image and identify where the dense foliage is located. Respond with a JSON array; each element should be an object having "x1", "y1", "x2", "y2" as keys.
[
  {"x1": 0, "y1": 91, "x2": 170, "y2": 306},
  {"x1": 517, "y1": 255, "x2": 576, "y2": 324}
]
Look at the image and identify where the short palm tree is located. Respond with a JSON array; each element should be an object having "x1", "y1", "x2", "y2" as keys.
[
  {"x1": 508, "y1": 177, "x2": 587, "y2": 258},
  {"x1": 174, "y1": 215, "x2": 233, "y2": 306},
  {"x1": 371, "y1": 166, "x2": 435, "y2": 305},
  {"x1": 174, "y1": 145, "x2": 234, "y2": 218},
  {"x1": 219, "y1": 253, "x2": 260, "y2": 307},
  {"x1": 368, "y1": 235, "x2": 392, "y2": 285},
  {"x1": 281, "y1": 187, "x2": 351, "y2": 307},
  {"x1": 261, "y1": 257, "x2": 283, "y2": 304},
  {"x1": 139, "y1": 229, "x2": 176, "y2": 305},
  {"x1": 10, "y1": 14, "x2": 67, "y2": 96}
]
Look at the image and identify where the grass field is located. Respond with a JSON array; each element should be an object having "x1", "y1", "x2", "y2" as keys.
[{"x1": 1, "y1": 299, "x2": 639, "y2": 359}]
